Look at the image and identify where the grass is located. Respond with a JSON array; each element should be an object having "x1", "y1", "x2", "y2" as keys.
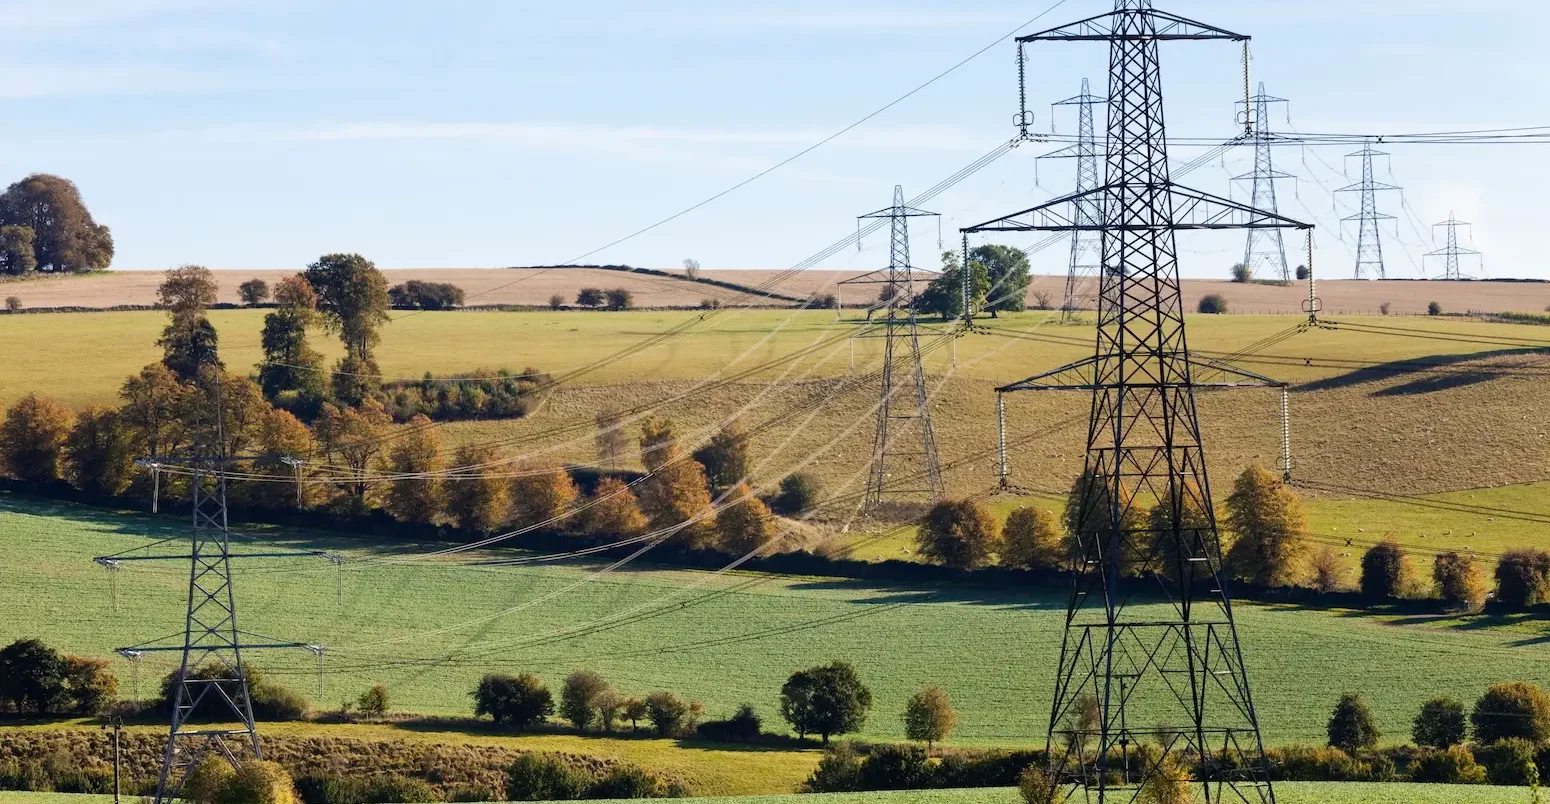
[{"x1": 5, "y1": 495, "x2": 1550, "y2": 753}]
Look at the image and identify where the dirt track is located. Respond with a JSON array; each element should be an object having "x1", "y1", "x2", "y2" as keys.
[{"x1": 2, "y1": 267, "x2": 1548, "y2": 315}]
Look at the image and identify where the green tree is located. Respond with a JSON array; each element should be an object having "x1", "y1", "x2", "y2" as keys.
[
  {"x1": 157, "y1": 265, "x2": 223, "y2": 381},
  {"x1": 917, "y1": 250, "x2": 989, "y2": 321},
  {"x1": 1001, "y1": 507, "x2": 1063, "y2": 570},
  {"x1": 357, "y1": 684, "x2": 390, "y2": 716},
  {"x1": 645, "y1": 690, "x2": 690, "y2": 737},
  {"x1": 1434, "y1": 551, "x2": 1488, "y2": 612},
  {"x1": 772, "y1": 472, "x2": 820, "y2": 515},
  {"x1": 382, "y1": 415, "x2": 444, "y2": 524},
  {"x1": 692, "y1": 421, "x2": 752, "y2": 490},
  {"x1": 65, "y1": 406, "x2": 134, "y2": 495},
  {"x1": 258, "y1": 276, "x2": 327, "y2": 409},
  {"x1": 605, "y1": 288, "x2": 634, "y2": 310},
  {"x1": 973, "y1": 244, "x2": 1030, "y2": 317},
  {"x1": 576, "y1": 287, "x2": 605, "y2": 307},
  {"x1": 559, "y1": 669, "x2": 608, "y2": 731},
  {"x1": 916, "y1": 499, "x2": 1001, "y2": 570},
  {"x1": 1327, "y1": 692, "x2": 1379, "y2": 754},
  {"x1": 716, "y1": 482, "x2": 776, "y2": 555},
  {"x1": 1360, "y1": 539, "x2": 1409, "y2": 599},
  {"x1": 0, "y1": 174, "x2": 114, "y2": 272},
  {"x1": 779, "y1": 661, "x2": 873, "y2": 744},
  {"x1": 1223, "y1": 463, "x2": 1308, "y2": 587},
  {"x1": 0, "y1": 638, "x2": 68, "y2": 714},
  {"x1": 1473, "y1": 682, "x2": 1550, "y2": 744},
  {"x1": 1146, "y1": 482, "x2": 1214, "y2": 585},
  {"x1": 444, "y1": 443, "x2": 511, "y2": 533},
  {"x1": 0, "y1": 393, "x2": 74, "y2": 483},
  {"x1": 303, "y1": 253, "x2": 390, "y2": 399},
  {"x1": 1495, "y1": 549, "x2": 1550, "y2": 609},
  {"x1": 1413, "y1": 696, "x2": 1467, "y2": 749},
  {"x1": 238, "y1": 278, "x2": 270, "y2": 306},
  {"x1": 0, "y1": 224, "x2": 37, "y2": 275},
  {"x1": 623, "y1": 697, "x2": 649, "y2": 730},
  {"x1": 1230, "y1": 263, "x2": 1253, "y2": 283},
  {"x1": 473, "y1": 672, "x2": 553, "y2": 730},
  {"x1": 1198, "y1": 294, "x2": 1228, "y2": 314},
  {"x1": 903, "y1": 685, "x2": 956, "y2": 748}
]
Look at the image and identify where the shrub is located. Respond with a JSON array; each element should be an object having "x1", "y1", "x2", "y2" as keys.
[
  {"x1": 504, "y1": 754, "x2": 589, "y2": 801},
  {"x1": 1411, "y1": 745, "x2": 1487, "y2": 784},
  {"x1": 1294, "y1": 265, "x2": 1309, "y2": 281},
  {"x1": 854, "y1": 744, "x2": 931, "y2": 791},
  {"x1": 1473, "y1": 681, "x2": 1550, "y2": 744},
  {"x1": 184, "y1": 755, "x2": 237, "y2": 804},
  {"x1": 1413, "y1": 696, "x2": 1467, "y2": 749},
  {"x1": 1379, "y1": 302, "x2": 1391, "y2": 315},
  {"x1": 218, "y1": 761, "x2": 298, "y2": 804},
  {"x1": 645, "y1": 690, "x2": 689, "y2": 737},
  {"x1": 363, "y1": 775, "x2": 434, "y2": 804},
  {"x1": 917, "y1": 499, "x2": 1001, "y2": 570},
  {"x1": 903, "y1": 685, "x2": 956, "y2": 748},
  {"x1": 0, "y1": 394, "x2": 75, "y2": 483},
  {"x1": 1230, "y1": 263, "x2": 1252, "y2": 283},
  {"x1": 1138, "y1": 754, "x2": 1191, "y2": 804},
  {"x1": 547, "y1": 294, "x2": 564, "y2": 311},
  {"x1": 253, "y1": 682, "x2": 309, "y2": 721},
  {"x1": 1197, "y1": 294, "x2": 1228, "y2": 314},
  {"x1": 1018, "y1": 766, "x2": 1065, "y2": 804},
  {"x1": 696, "y1": 704, "x2": 762, "y2": 743},
  {"x1": 559, "y1": 670, "x2": 607, "y2": 731},
  {"x1": 1494, "y1": 549, "x2": 1550, "y2": 609},
  {"x1": 356, "y1": 684, "x2": 389, "y2": 716},
  {"x1": 1476, "y1": 737, "x2": 1539, "y2": 786},
  {"x1": 473, "y1": 673, "x2": 553, "y2": 730},
  {"x1": 588, "y1": 765, "x2": 666, "y2": 798},
  {"x1": 801, "y1": 744, "x2": 863, "y2": 793},
  {"x1": 382, "y1": 367, "x2": 546, "y2": 423},
  {"x1": 387, "y1": 280, "x2": 464, "y2": 310},
  {"x1": 1428, "y1": 301, "x2": 1442, "y2": 316},
  {"x1": 3, "y1": 296, "x2": 19, "y2": 311},
  {"x1": 780, "y1": 661, "x2": 872, "y2": 744},
  {"x1": 1311, "y1": 547, "x2": 1343, "y2": 592},
  {"x1": 1359, "y1": 539, "x2": 1408, "y2": 600},
  {"x1": 1327, "y1": 692, "x2": 1379, "y2": 754},
  {"x1": 699, "y1": 298, "x2": 720, "y2": 310},
  {"x1": 238, "y1": 279, "x2": 271, "y2": 306},
  {"x1": 1433, "y1": 551, "x2": 1487, "y2": 611},
  {"x1": 806, "y1": 293, "x2": 839, "y2": 310},
  {"x1": 605, "y1": 288, "x2": 634, "y2": 311},
  {"x1": 1000, "y1": 507, "x2": 1063, "y2": 570},
  {"x1": 772, "y1": 473, "x2": 820, "y2": 515}
]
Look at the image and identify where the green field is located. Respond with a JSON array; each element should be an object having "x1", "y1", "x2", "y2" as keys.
[{"x1": 5, "y1": 493, "x2": 1550, "y2": 751}]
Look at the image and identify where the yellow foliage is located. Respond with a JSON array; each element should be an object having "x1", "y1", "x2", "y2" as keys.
[
  {"x1": 509, "y1": 463, "x2": 581, "y2": 529},
  {"x1": 1224, "y1": 462, "x2": 1309, "y2": 587},
  {"x1": 383, "y1": 414, "x2": 444, "y2": 524},
  {"x1": 444, "y1": 443, "x2": 510, "y2": 533},
  {"x1": 716, "y1": 482, "x2": 776, "y2": 555},
  {"x1": 585, "y1": 477, "x2": 648, "y2": 536},
  {"x1": 1001, "y1": 507, "x2": 1063, "y2": 570}
]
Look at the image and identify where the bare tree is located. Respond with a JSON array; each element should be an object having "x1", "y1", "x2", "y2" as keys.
[
  {"x1": 595, "y1": 409, "x2": 628, "y2": 470},
  {"x1": 683, "y1": 258, "x2": 701, "y2": 280}
]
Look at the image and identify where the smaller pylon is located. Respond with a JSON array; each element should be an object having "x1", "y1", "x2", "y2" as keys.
[
  {"x1": 1039, "y1": 79, "x2": 1106, "y2": 320},
  {"x1": 1425, "y1": 212, "x2": 1482, "y2": 280},
  {"x1": 1234, "y1": 83, "x2": 1293, "y2": 281},
  {"x1": 1336, "y1": 140, "x2": 1400, "y2": 279}
]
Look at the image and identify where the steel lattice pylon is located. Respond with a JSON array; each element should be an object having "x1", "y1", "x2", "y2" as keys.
[
  {"x1": 965, "y1": 2, "x2": 1309, "y2": 801},
  {"x1": 1236, "y1": 83, "x2": 1292, "y2": 281},
  {"x1": 1337, "y1": 141, "x2": 1398, "y2": 280},
  {"x1": 1425, "y1": 212, "x2": 1482, "y2": 280},
  {"x1": 841, "y1": 186, "x2": 944, "y2": 509},
  {"x1": 1038, "y1": 78, "x2": 1107, "y2": 321}
]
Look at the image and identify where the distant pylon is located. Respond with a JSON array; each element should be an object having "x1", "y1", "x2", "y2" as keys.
[
  {"x1": 1044, "y1": 78, "x2": 1106, "y2": 321},
  {"x1": 1425, "y1": 212, "x2": 1482, "y2": 280},
  {"x1": 1235, "y1": 83, "x2": 1292, "y2": 281},
  {"x1": 1337, "y1": 140, "x2": 1399, "y2": 279},
  {"x1": 840, "y1": 186, "x2": 944, "y2": 509}
]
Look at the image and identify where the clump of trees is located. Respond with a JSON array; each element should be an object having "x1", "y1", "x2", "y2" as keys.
[
  {"x1": 779, "y1": 661, "x2": 872, "y2": 744},
  {"x1": 574, "y1": 287, "x2": 635, "y2": 310},
  {"x1": 0, "y1": 174, "x2": 113, "y2": 274},
  {"x1": 0, "y1": 638, "x2": 118, "y2": 715},
  {"x1": 389, "y1": 280, "x2": 465, "y2": 310},
  {"x1": 1360, "y1": 539, "x2": 1410, "y2": 600}
]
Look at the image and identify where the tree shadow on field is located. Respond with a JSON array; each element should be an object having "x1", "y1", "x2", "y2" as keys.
[
  {"x1": 783, "y1": 577, "x2": 1069, "y2": 612},
  {"x1": 1294, "y1": 347, "x2": 1547, "y2": 397}
]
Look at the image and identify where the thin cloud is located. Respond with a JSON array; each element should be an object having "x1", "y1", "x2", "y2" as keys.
[{"x1": 683, "y1": 9, "x2": 1026, "y2": 30}]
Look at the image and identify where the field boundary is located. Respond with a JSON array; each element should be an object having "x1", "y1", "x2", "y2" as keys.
[{"x1": 506, "y1": 264, "x2": 810, "y2": 305}]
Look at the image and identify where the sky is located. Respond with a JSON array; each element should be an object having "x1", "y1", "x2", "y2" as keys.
[{"x1": 3, "y1": 0, "x2": 1547, "y2": 280}]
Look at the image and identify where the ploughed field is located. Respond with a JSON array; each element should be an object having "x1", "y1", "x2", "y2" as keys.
[{"x1": 5, "y1": 494, "x2": 1550, "y2": 751}]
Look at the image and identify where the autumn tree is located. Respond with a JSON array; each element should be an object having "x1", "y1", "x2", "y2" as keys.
[
  {"x1": 382, "y1": 415, "x2": 444, "y2": 524},
  {"x1": 641, "y1": 458, "x2": 718, "y2": 548},
  {"x1": 240, "y1": 408, "x2": 318, "y2": 510},
  {"x1": 444, "y1": 443, "x2": 510, "y2": 532},
  {"x1": 1433, "y1": 551, "x2": 1488, "y2": 612},
  {"x1": 693, "y1": 421, "x2": 752, "y2": 490},
  {"x1": 1473, "y1": 682, "x2": 1550, "y2": 744},
  {"x1": 1311, "y1": 548, "x2": 1343, "y2": 592},
  {"x1": 716, "y1": 482, "x2": 776, "y2": 555},
  {"x1": 0, "y1": 174, "x2": 113, "y2": 272},
  {"x1": 639, "y1": 416, "x2": 679, "y2": 472},
  {"x1": 1064, "y1": 469, "x2": 1145, "y2": 574},
  {"x1": 1495, "y1": 549, "x2": 1550, "y2": 609},
  {"x1": 65, "y1": 406, "x2": 134, "y2": 495},
  {"x1": 594, "y1": 409, "x2": 629, "y2": 471},
  {"x1": 1000, "y1": 507, "x2": 1063, "y2": 570},
  {"x1": 157, "y1": 265, "x2": 222, "y2": 381},
  {"x1": 903, "y1": 685, "x2": 957, "y2": 748},
  {"x1": 0, "y1": 394, "x2": 74, "y2": 483},
  {"x1": 258, "y1": 275, "x2": 327, "y2": 410},
  {"x1": 509, "y1": 463, "x2": 580, "y2": 529},
  {"x1": 303, "y1": 253, "x2": 390, "y2": 405},
  {"x1": 1145, "y1": 483, "x2": 1213, "y2": 585},
  {"x1": 917, "y1": 499, "x2": 1001, "y2": 570},
  {"x1": 583, "y1": 477, "x2": 648, "y2": 536},
  {"x1": 313, "y1": 400, "x2": 391, "y2": 509},
  {"x1": 1223, "y1": 463, "x2": 1308, "y2": 587},
  {"x1": 0, "y1": 225, "x2": 36, "y2": 275},
  {"x1": 117, "y1": 363, "x2": 191, "y2": 459}
]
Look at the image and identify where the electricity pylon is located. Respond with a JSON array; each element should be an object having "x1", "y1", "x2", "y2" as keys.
[
  {"x1": 1040, "y1": 78, "x2": 1106, "y2": 320},
  {"x1": 1425, "y1": 212, "x2": 1482, "y2": 280},
  {"x1": 840, "y1": 186, "x2": 944, "y2": 509},
  {"x1": 1235, "y1": 83, "x2": 1292, "y2": 281},
  {"x1": 964, "y1": 1, "x2": 1309, "y2": 801},
  {"x1": 1337, "y1": 140, "x2": 1399, "y2": 279}
]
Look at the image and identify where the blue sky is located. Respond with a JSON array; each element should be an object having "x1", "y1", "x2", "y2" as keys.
[{"x1": 3, "y1": 0, "x2": 1546, "y2": 279}]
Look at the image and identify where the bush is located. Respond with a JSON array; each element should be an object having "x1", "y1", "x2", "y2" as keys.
[
  {"x1": 1379, "y1": 302, "x2": 1391, "y2": 315},
  {"x1": 1495, "y1": 549, "x2": 1550, "y2": 609},
  {"x1": 588, "y1": 765, "x2": 666, "y2": 798},
  {"x1": 504, "y1": 754, "x2": 589, "y2": 801},
  {"x1": 238, "y1": 279, "x2": 270, "y2": 306},
  {"x1": 1359, "y1": 539, "x2": 1408, "y2": 600},
  {"x1": 294, "y1": 774, "x2": 366, "y2": 804},
  {"x1": 548, "y1": 294, "x2": 564, "y2": 310},
  {"x1": 1428, "y1": 301, "x2": 1442, "y2": 316},
  {"x1": 780, "y1": 662, "x2": 872, "y2": 744},
  {"x1": 5, "y1": 296, "x2": 20, "y2": 311},
  {"x1": 605, "y1": 288, "x2": 634, "y2": 311},
  {"x1": 363, "y1": 776, "x2": 434, "y2": 804},
  {"x1": 1327, "y1": 692, "x2": 1379, "y2": 754},
  {"x1": 696, "y1": 704, "x2": 762, "y2": 743},
  {"x1": 772, "y1": 473, "x2": 819, "y2": 515},
  {"x1": 1411, "y1": 745, "x2": 1487, "y2": 784},
  {"x1": 473, "y1": 673, "x2": 553, "y2": 730},
  {"x1": 1413, "y1": 696, "x2": 1467, "y2": 749},
  {"x1": 903, "y1": 685, "x2": 956, "y2": 748},
  {"x1": 1000, "y1": 507, "x2": 1062, "y2": 570},
  {"x1": 387, "y1": 281, "x2": 464, "y2": 310},
  {"x1": 917, "y1": 499, "x2": 1001, "y2": 570},
  {"x1": 1017, "y1": 766, "x2": 1065, "y2": 804},
  {"x1": 218, "y1": 761, "x2": 298, "y2": 804},
  {"x1": 1433, "y1": 551, "x2": 1487, "y2": 611},
  {"x1": 253, "y1": 683, "x2": 309, "y2": 721},
  {"x1": 356, "y1": 685, "x2": 389, "y2": 716},
  {"x1": 1294, "y1": 265, "x2": 1309, "y2": 281},
  {"x1": 806, "y1": 293, "x2": 839, "y2": 310},
  {"x1": 801, "y1": 745, "x2": 863, "y2": 793},
  {"x1": 1230, "y1": 263, "x2": 1253, "y2": 283},
  {"x1": 645, "y1": 690, "x2": 689, "y2": 737},
  {"x1": 1473, "y1": 681, "x2": 1550, "y2": 744},
  {"x1": 1197, "y1": 294, "x2": 1228, "y2": 314},
  {"x1": 1476, "y1": 737, "x2": 1539, "y2": 785},
  {"x1": 854, "y1": 744, "x2": 931, "y2": 791},
  {"x1": 184, "y1": 755, "x2": 237, "y2": 804},
  {"x1": 382, "y1": 367, "x2": 547, "y2": 423}
]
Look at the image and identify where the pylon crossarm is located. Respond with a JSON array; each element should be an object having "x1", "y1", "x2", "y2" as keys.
[
  {"x1": 998, "y1": 356, "x2": 1285, "y2": 392},
  {"x1": 118, "y1": 643, "x2": 312, "y2": 652},
  {"x1": 836, "y1": 267, "x2": 940, "y2": 286},
  {"x1": 95, "y1": 551, "x2": 324, "y2": 562},
  {"x1": 1019, "y1": 7, "x2": 1248, "y2": 41},
  {"x1": 963, "y1": 183, "x2": 1311, "y2": 233}
]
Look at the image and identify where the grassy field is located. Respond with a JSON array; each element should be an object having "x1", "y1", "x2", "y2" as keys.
[{"x1": 5, "y1": 494, "x2": 1550, "y2": 752}]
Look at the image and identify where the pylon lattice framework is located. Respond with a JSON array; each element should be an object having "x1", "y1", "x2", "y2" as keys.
[
  {"x1": 965, "y1": 1, "x2": 1310, "y2": 801},
  {"x1": 1336, "y1": 140, "x2": 1399, "y2": 279},
  {"x1": 1039, "y1": 78, "x2": 1107, "y2": 320},
  {"x1": 1425, "y1": 212, "x2": 1482, "y2": 280},
  {"x1": 1236, "y1": 83, "x2": 1292, "y2": 281},
  {"x1": 839, "y1": 186, "x2": 944, "y2": 509}
]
